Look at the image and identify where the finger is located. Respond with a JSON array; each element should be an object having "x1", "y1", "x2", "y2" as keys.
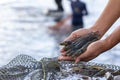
[
  {"x1": 60, "y1": 46, "x2": 66, "y2": 52},
  {"x1": 75, "y1": 58, "x2": 81, "y2": 63},
  {"x1": 60, "y1": 48, "x2": 64, "y2": 53},
  {"x1": 75, "y1": 55, "x2": 87, "y2": 63},
  {"x1": 64, "y1": 31, "x2": 80, "y2": 41},
  {"x1": 58, "y1": 56, "x2": 74, "y2": 61},
  {"x1": 61, "y1": 52, "x2": 67, "y2": 56},
  {"x1": 64, "y1": 29, "x2": 88, "y2": 41},
  {"x1": 60, "y1": 46, "x2": 69, "y2": 53},
  {"x1": 75, "y1": 56, "x2": 90, "y2": 63},
  {"x1": 75, "y1": 52, "x2": 90, "y2": 63}
]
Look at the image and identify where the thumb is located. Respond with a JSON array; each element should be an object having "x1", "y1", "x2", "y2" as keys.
[
  {"x1": 64, "y1": 28, "x2": 90, "y2": 41},
  {"x1": 64, "y1": 32, "x2": 79, "y2": 41},
  {"x1": 75, "y1": 57, "x2": 81, "y2": 63},
  {"x1": 75, "y1": 53, "x2": 88, "y2": 63}
]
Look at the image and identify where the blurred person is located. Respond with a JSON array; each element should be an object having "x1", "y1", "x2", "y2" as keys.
[
  {"x1": 47, "y1": 0, "x2": 64, "y2": 22},
  {"x1": 70, "y1": 0, "x2": 88, "y2": 31},
  {"x1": 55, "y1": 0, "x2": 64, "y2": 12},
  {"x1": 48, "y1": 15, "x2": 72, "y2": 43},
  {"x1": 48, "y1": 0, "x2": 88, "y2": 45},
  {"x1": 49, "y1": 0, "x2": 88, "y2": 31},
  {"x1": 58, "y1": 0, "x2": 120, "y2": 63},
  {"x1": 49, "y1": 0, "x2": 64, "y2": 12}
]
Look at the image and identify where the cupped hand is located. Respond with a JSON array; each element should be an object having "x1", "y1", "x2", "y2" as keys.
[
  {"x1": 58, "y1": 28, "x2": 104, "y2": 63},
  {"x1": 60, "y1": 28, "x2": 100, "y2": 53},
  {"x1": 58, "y1": 40, "x2": 105, "y2": 63}
]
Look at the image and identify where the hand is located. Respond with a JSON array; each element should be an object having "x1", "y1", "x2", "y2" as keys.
[
  {"x1": 58, "y1": 28, "x2": 104, "y2": 63},
  {"x1": 48, "y1": 25, "x2": 60, "y2": 30},
  {"x1": 60, "y1": 28, "x2": 100, "y2": 52},
  {"x1": 58, "y1": 40, "x2": 105, "y2": 63}
]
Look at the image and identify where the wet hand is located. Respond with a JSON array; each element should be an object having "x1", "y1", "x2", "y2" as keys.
[
  {"x1": 60, "y1": 28, "x2": 99, "y2": 54},
  {"x1": 58, "y1": 40, "x2": 105, "y2": 63},
  {"x1": 58, "y1": 28, "x2": 103, "y2": 63}
]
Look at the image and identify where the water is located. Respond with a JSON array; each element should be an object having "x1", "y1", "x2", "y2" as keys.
[
  {"x1": 0, "y1": 0, "x2": 60, "y2": 66},
  {"x1": 0, "y1": 0, "x2": 120, "y2": 68},
  {"x1": 0, "y1": 0, "x2": 120, "y2": 80}
]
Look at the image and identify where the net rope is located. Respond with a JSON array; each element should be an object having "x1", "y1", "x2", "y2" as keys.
[{"x1": 0, "y1": 54, "x2": 120, "y2": 80}]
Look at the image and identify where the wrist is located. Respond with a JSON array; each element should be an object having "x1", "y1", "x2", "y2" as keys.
[
  {"x1": 100, "y1": 39, "x2": 111, "y2": 53},
  {"x1": 88, "y1": 26, "x2": 103, "y2": 39}
]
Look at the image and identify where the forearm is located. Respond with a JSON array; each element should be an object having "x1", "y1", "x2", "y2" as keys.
[
  {"x1": 91, "y1": 0, "x2": 120, "y2": 37},
  {"x1": 101, "y1": 26, "x2": 120, "y2": 52}
]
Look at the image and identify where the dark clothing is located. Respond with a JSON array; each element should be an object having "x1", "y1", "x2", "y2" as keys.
[
  {"x1": 71, "y1": 0, "x2": 88, "y2": 30},
  {"x1": 55, "y1": 0, "x2": 64, "y2": 11},
  {"x1": 72, "y1": 25, "x2": 83, "y2": 31}
]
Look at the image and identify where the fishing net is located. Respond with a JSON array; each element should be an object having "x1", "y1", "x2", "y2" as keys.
[
  {"x1": 0, "y1": 54, "x2": 41, "y2": 80},
  {"x1": 0, "y1": 54, "x2": 120, "y2": 80}
]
